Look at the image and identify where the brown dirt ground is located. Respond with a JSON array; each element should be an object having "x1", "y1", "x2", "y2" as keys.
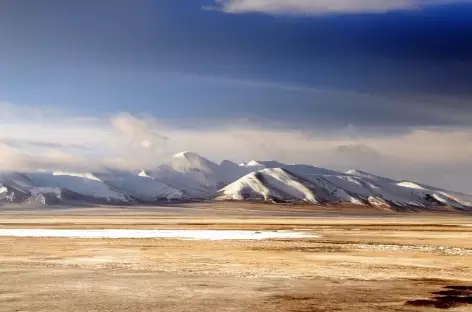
[{"x1": 1, "y1": 203, "x2": 472, "y2": 312}]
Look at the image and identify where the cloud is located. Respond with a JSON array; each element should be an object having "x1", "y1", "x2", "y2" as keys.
[
  {"x1": 109, "y1": 113, "x2": 170, "y2": 168},
  {"x1": 0, "y1": 143, "x2": 93, "y2": 172},
  {"x1": 0, "y1": 104, "x2": 171, "y2": 171},
  {"x1": 211, "y1": 0, "x2": 472, "y2": 15},
  {"x1": 335, "y1": 144, "x2": 381, "y2": 161},
  {"x1": 110, "y1": 113, "x2": 169, "y2": 152},
  {"x1": 165, "y1": 74, "x2": 472, "y2": 126},
  {"x1": 1, "y1": 139, "x2": 90, "y2": 150}
]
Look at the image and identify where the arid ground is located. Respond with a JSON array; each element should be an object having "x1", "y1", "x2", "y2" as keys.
[{"x1": 1, "y1": 202, "x2": 472, "y2": 312}]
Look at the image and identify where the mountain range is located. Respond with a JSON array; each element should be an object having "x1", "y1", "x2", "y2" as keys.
[{"x1": 1, "y1": 151, "x2": 471, "y2": 211}]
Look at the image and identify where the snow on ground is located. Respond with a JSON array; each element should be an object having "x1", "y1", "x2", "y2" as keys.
[{"x1": 0, "y1": 229, "x2": 318, "y2": 240}]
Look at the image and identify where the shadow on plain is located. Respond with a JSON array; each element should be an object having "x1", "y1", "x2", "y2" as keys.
[{"x1": 406, "y1": 285, "x2": 472, "y2": 309}]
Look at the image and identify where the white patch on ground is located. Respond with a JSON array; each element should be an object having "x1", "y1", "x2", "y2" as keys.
[{"x1": 0, "y1": 229, "x2": 318, "y2": 240}]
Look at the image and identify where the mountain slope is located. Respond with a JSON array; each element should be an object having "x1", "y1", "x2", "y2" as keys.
[
  {"x1": 218, "y1": 166, "x2": 472, "y2": 210},
  {"x1": 0, "y1": 151, "x2": 471, "y2": 210},
  {"x1": 217, "y1": 168, "x2": 318, "y2": 203},
  {"x1": 145, "y1": 152, "x2": 253, "y2": 199},
  {"x1": 0, "y1": 171, "x2": 133, "y2": 205}
]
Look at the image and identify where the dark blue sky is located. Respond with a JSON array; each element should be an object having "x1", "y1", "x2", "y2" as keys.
[{"x1": 1, "y1": 0, "x2": 472, "y2": 127}]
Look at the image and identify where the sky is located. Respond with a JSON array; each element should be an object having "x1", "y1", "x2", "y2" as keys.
[{"x1": 1, "y1": 0, "x2": 472, "y2": 192}]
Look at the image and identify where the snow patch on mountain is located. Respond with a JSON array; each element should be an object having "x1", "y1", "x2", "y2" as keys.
[{"x1": 397, "y1": 181, "x2": 426, "y2": 190}]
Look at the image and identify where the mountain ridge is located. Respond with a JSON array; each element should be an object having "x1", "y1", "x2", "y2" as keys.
[{"x1": 0, "y1": 151, "x2": 471, "y2": 211}]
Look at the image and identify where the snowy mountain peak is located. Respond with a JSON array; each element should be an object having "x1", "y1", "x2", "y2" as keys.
[
  {"x1": 138, "y1": 169, "x2": 151, "y2": 178},
  {"x1": 171, "y1": 151, "x2": 217, "y2": 174}
]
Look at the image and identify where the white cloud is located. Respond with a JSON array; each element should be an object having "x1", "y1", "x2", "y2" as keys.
[
  {"x1": 0, "y1": 143, "x2": 93, "y2": 172},
  {"x1": 335, "y1": 143, "x2": 381, "y2": 162},
  {"x1": 211, "y1": 0, "x2": 472, "y2": 15},
  {"x1": 110, "y1": 113, "x2": 169, "y2": 152}
]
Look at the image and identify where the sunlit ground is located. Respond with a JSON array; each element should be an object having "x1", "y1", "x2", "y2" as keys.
[{"x1": 1, "y1": 203, "x2": 472, "y2": 312}]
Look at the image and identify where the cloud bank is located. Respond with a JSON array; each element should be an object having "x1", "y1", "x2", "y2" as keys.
[
  {"x1": 1, "y1": 102, "x2": 472, "y2": 193},
  {"x1": 212, "y1": 0, "x2": 472, "y2": 15}
]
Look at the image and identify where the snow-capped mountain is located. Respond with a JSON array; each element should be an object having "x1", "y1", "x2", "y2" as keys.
[
  {"x1": 218, "y1": 165, "x2": 472, "y2": 210},
  {"x1": 0, "y1": 151, "x2": 471, "y2": 210},
  {"x1": 0, "y1": 171, "x2": 132, "y2": 205},
  {"x1": 0, "y1": 152, "x2": 251, "y2": 206}
]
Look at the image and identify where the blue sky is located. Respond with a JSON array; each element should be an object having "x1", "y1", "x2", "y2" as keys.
[
  {"x1": 1, "y1": 0, "x2": 472, "y2": 191},
  {"x1": 1, "y1": 0, "x2": 472, "y2": 125}
]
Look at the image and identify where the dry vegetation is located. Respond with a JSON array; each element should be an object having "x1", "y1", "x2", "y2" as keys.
[{"x1": 1, "y1": 203, "x2": 472, "y2": 311}]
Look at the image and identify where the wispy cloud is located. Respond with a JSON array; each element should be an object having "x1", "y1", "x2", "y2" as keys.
[
  {"x1": 165, "y1": 74, "x2": 472, "y2": 126},
  {"x1": 210, "y1": 0, "x2": 472, "y2": 15},
  {"x1": 0, "y1": 143, "x2": 93, "y2": 172}
]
